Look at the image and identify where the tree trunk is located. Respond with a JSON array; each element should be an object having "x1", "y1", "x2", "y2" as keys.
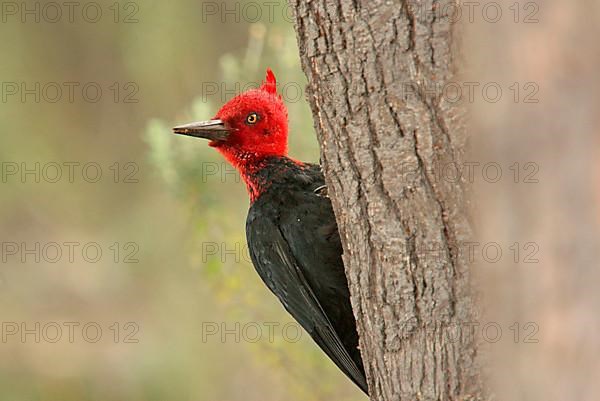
[{"x1": 290, "y1": 1, "x2": 484, "y2": 400}]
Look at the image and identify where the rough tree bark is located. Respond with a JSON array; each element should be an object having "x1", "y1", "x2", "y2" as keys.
[{"x1": 290, "y1": 1, "x2": 484, "y2": 400}]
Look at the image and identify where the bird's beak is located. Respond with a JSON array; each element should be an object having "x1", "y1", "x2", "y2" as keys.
[{"x1": 172, "y1": 119, "x2": 229, "y2": 141}]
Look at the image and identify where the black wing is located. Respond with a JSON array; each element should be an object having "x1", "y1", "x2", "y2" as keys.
[{"x1": 247, "y1": 193, "x2": 368, "y2": 393}]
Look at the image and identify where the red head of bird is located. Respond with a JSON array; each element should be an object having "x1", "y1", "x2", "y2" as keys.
[{"x1": 173, "y1": 69, "x2": 289, "y2": 174}]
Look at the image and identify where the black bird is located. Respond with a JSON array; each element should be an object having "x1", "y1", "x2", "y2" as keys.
[{"x1": 173, "y1": 69, "x2": 368, "y2": 394}]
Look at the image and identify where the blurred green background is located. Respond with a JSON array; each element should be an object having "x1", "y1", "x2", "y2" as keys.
[{"x1": 0, "y1": 1, "x2": 364, "y2": 400}]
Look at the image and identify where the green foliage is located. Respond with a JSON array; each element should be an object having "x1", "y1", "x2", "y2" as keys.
[{"x1": 0, "y1": 1, "x2": 362, "y2": 399}]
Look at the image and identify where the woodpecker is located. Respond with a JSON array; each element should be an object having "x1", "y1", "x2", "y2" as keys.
[{"x1": 173, "y1": 69, "x2": 368, "y2": 394}]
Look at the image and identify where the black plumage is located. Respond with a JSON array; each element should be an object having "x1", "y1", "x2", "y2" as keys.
[
  {"x1": 246, "y1": 156, "x2": 368, "y2": 394},
  {"x1": 172, "y1": 68, "x2": 367, "y2": 393}
]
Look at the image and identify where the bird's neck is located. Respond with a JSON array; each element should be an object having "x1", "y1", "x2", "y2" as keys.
[{"x1": 218, "y1": 148, "x2": 295, "y2": 203}]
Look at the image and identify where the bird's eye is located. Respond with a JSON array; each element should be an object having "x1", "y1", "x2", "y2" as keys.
[{"x1": 246, "y1": 113, "x2": 259, "y2": 125}]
